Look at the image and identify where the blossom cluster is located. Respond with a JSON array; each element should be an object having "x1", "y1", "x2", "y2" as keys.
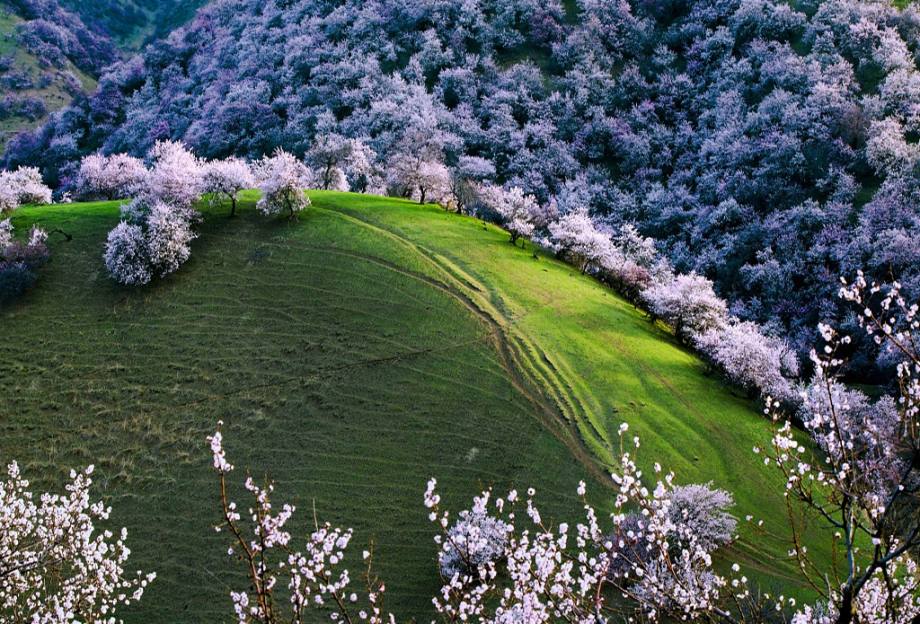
[
  {"x1": 207, "y1": 422, "x2": 392, "y2": 624},
  {"x1": 0, "y1": 166, "x2": 52, "y2": 212},
  {"x1": 0, "y1": 461, "x2": 155, "y2": 622},
  {"x1": 102, "y1": 141, "x2": 204, "y2": 285}
]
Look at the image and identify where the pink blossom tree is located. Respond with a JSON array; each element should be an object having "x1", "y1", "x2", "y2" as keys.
[
  {"x1": 642, "y1": 273, "x2": 728, "y2": 339},
  {"x1": 143, "y1": 140, "x2": 204, "y2": 212},
  {"x1": 478, "y1": 184, "x2": 538, "y2": 246},
  {"x1": 694, "y1": 320, "x2": 800, "y2": 405},
  {"x1": 254, "y1": 150, "x2": 312, "y2": 220},
  {"x1": 202, "y1": 158, "x2": 255, "y2": 217},
  {"x1": 548, "y1": 208, "x2": 614, "y2": 273},
  {"x1": 76, "y1": 153, "x2": 148, "y2": 201},
  {"x1": 0, "y1": 167, "x2": 52, "y2": 212},
  {"x1": 103, "y1": 221, "x2": 152, "y2": 286}
]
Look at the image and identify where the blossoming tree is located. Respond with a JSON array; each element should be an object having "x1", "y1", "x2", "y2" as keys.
[
  {"x1": 202, "y1": 157, "x2": 255, "y2": 217},
  {"x1": 255, "y1": 149, "x2": 312, "y2": 219},
  {"x1": 0, "y1": 461, "x2": 155, "y2": 622}
]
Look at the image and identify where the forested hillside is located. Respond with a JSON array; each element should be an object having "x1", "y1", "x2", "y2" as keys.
[
  {"x1": 6, "y1": 0, "x2": 920, "y2": 378},
  {"x1": 56, "y1": 0, "x2": 206, "y2": 47},
  {"x1": 0, "y1": 1, "x2": 115, "y2": 149}
]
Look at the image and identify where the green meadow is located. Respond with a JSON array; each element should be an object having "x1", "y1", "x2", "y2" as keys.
[{"x1": 1, "y1": 192, "x2": 829, "y2": 621}]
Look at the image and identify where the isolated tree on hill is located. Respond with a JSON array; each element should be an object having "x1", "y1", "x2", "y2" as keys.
[
  {"x1": 255, "y1": 150, "x2": 311, "y2": 219},
  {"x1": 76, "y1": 153, "x2": 148, "y2": 200},
  {"x1": 0, "y1": 461, "x2": 155, "y2": 621},
  {"x1": 202, "y1": 158, "x2": 254, "y2": 217},
  {"x1": 643, "y1": 273, "x2": 728, "y2": 340}
]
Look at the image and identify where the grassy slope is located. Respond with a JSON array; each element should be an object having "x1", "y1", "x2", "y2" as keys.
[{"x1": 1, "y1": 192, "x2": 828, "y2": 622}]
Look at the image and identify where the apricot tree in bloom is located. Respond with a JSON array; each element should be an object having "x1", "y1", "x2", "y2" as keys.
[
  {"x1": 0, "y1": 166, "x2": 52, "y2": 212},
  {"x1": 255, "y1": 150, "x2": 312, "y2": 219},
  {"x1": 0, "y1": 461, "x2": 155, "y2": 622},
  {"x1": 759, "y1": 272, "x2": 920, "y2": 624},
  {"x1": 478, "y1": 184, "x2": 537, "y2": 246},
  {"x1": 307, "y1": 133, "x2": 353, "y2": 191},
  {"x1": 694, "y1": 320, "x2": 800, "y2": 405},
  {"x1": 643, "y1": 273, "x2": 728, "y2": 340},
  {"x1": 103, "y1": 221, "x2": 151, "y2": 286},
  {"x1": 76, "y1": 153, "x2": 148, "y2": 200},
  {"x1": 424, "y1": 429, "x2": 747, "y2": 624},
  {"x1": 202, "y1": 158, "x2": 255, "y2": 217},
  {"x1": 547, "y1": 209, "x2": 613, "y2": 273},
  {"x1": 207, "y1": 423, "x2": 391, "y2": 624},
  {"x1": 143, "y1": 140, "x2": 204, "y2": 212}
]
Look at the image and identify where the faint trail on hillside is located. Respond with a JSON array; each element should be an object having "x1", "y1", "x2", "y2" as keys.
[{"x1": 315, "y1": 206, "x2": 614, "y2": 487}]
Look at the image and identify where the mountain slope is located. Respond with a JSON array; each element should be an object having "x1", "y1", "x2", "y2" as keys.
[
  {"x1": 0, "y1": 192, "x2": 828, "y2": 621},
  {"x1": 56, "y1": 0, "x2": 206, "y2": 48},
  {"x1": 0, "y1": 2, "x2": 113, "y2": 151}
]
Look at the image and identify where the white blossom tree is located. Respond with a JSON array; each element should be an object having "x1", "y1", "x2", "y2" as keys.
[
  {"x1": 143, "y1": 140, "x2": 204, "y2": 212},
  {"x1": 759, "y1": 273, "x2": 920, "y2": 624},
  {"x1": 306, "y1": 133, "x2": 353, "y2": 191},
  {"x1": 202, "y1": 158, "x2": 255, "y2": 217},
  {"x1": 695, "y1": 319, "x2": 800, "y2": 405},
  {"x1": 0, "y1": 461, "x2": 155, "y2": 622},
  {"x1": 548, "y1": 208, "x2": 614, "y2": 273},
  {"x1": 144, "y1": 201, "x2": 198, "y2": 278},
  {"x1": 76, "y1": 153, "x2": 148, "y2": 201},
  {"x1": 103, "y1": 221, "x2": 152, "y2": 286},
  {"x1": 478, "y1": 184, "x2": 538, "y2": 246},
  {"x1": 643, "y1": 273, "x2": 728, "y2": 339},
  {"x1": 255, "y1": 149, "x2": 312, "y2": 219},
  {"x1": 206, "y1": 423, "x2": 390, "y2": 624},
  {"x1": 0, "y1": 167, "x2": 52, "y2": 212}
]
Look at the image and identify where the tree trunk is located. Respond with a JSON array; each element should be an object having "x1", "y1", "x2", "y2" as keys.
[
  {"x1": 230, "y1": 196, "x2": 237, "y2": 218},
  {"x1": 835, "y1": 586, "x2": 854, "y2": 624},
  {"x1": 419, "y1": 188, "x2": 427, "y2": 205}
]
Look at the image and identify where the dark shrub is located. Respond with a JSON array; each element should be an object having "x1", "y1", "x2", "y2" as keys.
[{"x1": 0, "y1": 261, "x2": 38, "y2": 305}]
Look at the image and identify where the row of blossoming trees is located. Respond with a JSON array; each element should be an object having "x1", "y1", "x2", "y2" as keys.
[
  {"x1": 3, "y1": 273, "x2": 919, "y2": 623},
  {"x1": 77, "y1": 138, "x2": 854, "y2": 416}
]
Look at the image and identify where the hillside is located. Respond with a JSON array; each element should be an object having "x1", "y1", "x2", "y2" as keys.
[
  {"x1": 0, "y1": 192, "x2": 829, "y2": 622},
  {"x1": 56, "y1": 0, "x2": 206, "y2": 48},
  {"x1": 0, "y1": 2, "x2": 110, "y2": 152},
  {"x1": 9, "y1": 0, "x2": 920, "y2": 380}
]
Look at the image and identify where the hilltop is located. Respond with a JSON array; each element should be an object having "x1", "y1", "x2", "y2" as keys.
[{"x1": 0, "y1": 192, "x2": 828, "y2": 621}]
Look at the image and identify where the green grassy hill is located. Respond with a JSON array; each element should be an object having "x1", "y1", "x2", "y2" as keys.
[{"x1": 1, "y1": 192, "x2": 828, "y2": 622}]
